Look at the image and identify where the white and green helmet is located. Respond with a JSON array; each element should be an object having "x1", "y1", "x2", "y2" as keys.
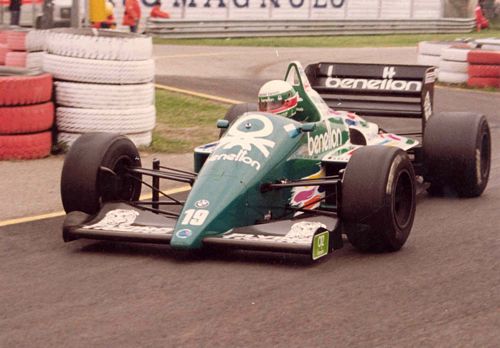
[{"x1": 258, "y1": 80, "x2": 298, "y2": 118}]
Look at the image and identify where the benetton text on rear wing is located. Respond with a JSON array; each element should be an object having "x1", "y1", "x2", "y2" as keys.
[{"x1": 305, "y1": 62, "x2": 436, "y2": 131}]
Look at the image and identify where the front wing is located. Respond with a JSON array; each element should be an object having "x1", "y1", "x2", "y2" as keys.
[{"x1": 63, "y1": 202, "x2": 341, "y2": 260}]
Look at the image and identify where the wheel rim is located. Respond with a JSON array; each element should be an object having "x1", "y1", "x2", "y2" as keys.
[
  {"x1": 393, "y1": 170, "x2": 414, "y2": 230},
  {"x1": 101, "y1": 155, "x2": 140, "y2": 202},
  {"x1": 477, "y1": 131, "x2": 490, "y2": 183}
]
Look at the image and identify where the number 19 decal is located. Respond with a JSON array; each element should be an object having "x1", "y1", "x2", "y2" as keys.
[{"x1": 181, "y1": 209, "x2": 209, "y2": 226}]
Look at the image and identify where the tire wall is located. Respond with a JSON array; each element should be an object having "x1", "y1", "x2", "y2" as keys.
[
  {"x1": 40, "y1": 29, "x2": 156, "y2": 149},
  {"x1": 418, "y1": 39, "x2": 500, "y2": 88},
  {"x1": 0, "y1": 72, "x2": 54, "y2": 160}
]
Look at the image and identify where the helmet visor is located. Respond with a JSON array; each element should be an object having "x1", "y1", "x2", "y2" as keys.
[{"x1": 259, "y1": 99, "x2": 285, "y2": 113}]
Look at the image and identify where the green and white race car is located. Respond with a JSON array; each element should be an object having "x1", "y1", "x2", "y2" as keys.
[{"x1": 61, "y1": 61, "x2": 491, "y2": 260}]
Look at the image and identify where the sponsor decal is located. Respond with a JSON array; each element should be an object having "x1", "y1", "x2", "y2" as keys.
[
  {"x1": 312, "y1": 231, "x2": 329, "y2": 260},
  {"x1": 181, "y1": 209, "x2": 209, "y2": 226},
  {"x1": 290, "y1": 168, "x2": 325, "y2": 209},
  {"x1": 211, "y1": 114, "x2": 276, "y2": 171},
  {"x1": 425, "y1": 71, "x2": 436, "y2": 84},
  {"x1": 175, "y1": 229, "x2": 193, "y2": 239},
  {"x1": 222, "y1": 221, "x2": 327, "y2": 245},
  {"x1": 423, "y1": 91, "x2": 432, "y2": 120},
  {"x1": 307, "y1": 120, "x2": 342, "y2": 156},
  {"x1": 194, "y1": 199, "x2": 210, "y2": 209},
  {"x1": 207, "y1": 149, "x2": 262, "y2": 170},
  {"x1": 83, "y1": 209, "x2": 173, "y2": 235},
  {"x1": 325, "y1": 65, "x2": 422, "y2": 92}
]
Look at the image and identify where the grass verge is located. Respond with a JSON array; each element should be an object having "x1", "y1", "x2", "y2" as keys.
[
  {"x1": 154, "y1": 29, "x2": 500, "y2": 48},
  {"x1": 149, "y1": 89, "x2": 230, "y2": 153}
]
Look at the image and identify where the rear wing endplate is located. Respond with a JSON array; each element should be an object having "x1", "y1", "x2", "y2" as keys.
[{"x1": 305, "y1": 62, "x2": 436, "y2": 132}]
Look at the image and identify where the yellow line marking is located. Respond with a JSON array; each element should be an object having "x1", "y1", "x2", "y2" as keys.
[
  {"x1": 155, "y1": 83, "x2": 242, "y2": 105},
  {"x1": 0, "y1": 185, "x2": 191, "y2": 228}
]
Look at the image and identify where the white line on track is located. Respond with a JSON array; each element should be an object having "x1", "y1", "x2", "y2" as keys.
[{"x1": 0, "y1": 186, "x2": 191, "y2": 228}]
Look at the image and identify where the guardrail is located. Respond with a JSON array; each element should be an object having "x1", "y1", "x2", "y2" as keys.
[{"x1": 146, "y1": 18, "x2": 476, "y2": 39}]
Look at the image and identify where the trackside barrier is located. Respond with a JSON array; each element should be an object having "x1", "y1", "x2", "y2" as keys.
[
  {"x1": 146, "y1": 18, "x2": 477, "y2": 39},
  {"x1": 417, "y1": 39, "x2": 500, "y2": 88}
]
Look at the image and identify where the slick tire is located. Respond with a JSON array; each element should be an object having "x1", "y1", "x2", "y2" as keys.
[
  {"x1": 0, "y1": 131, "x2": 51, "y2": 160},
  {"x1": 43, "y1": 53, "x2": 155, "y2": 84},
  {"x1": 0, "y1": 70, "x2": 52, "y2": 106},
  {"x1": 219, "y1": 102, "x2": 258, "y2": 137},
  {"x1": 46, "y1": 28, "x2": 153, "y2": 61},
  {"x1": 54, "y1": 82, "x2": 155, "y2": 109},
  {"x1": 61, "y1": 132, "x2": 142, "y2": 214},
  {"x1": 0, "y1": 102, "x2": 54, "y2": 134},
  {"x1": 56, "y1": 106, "x2": 156, "y2": 133},
  {"x1": 341, "y1": 146, "x2": 416, "y2": 253},
  {"x1": 424, "y1": 112, "x2": 491, "y2": 197}
]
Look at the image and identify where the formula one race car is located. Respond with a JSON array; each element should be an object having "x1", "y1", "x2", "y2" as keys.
[{"x1": 61, "y1": 61, "x2": 491, "y2": 260}]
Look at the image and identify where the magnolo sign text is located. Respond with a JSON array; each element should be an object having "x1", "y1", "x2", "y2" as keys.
[{"x1": 172, "y1": 0, "x2": 345, "y2": 8}]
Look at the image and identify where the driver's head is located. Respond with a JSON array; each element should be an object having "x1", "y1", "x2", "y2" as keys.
[{"x1": 258, "y1": 80, "x2": 298, "y2": 118}]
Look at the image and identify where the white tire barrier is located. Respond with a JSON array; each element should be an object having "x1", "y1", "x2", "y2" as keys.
[
  {"x1": 438, "y1": 71, "x2": 468, "y2": 84},
  {"x1": 26, "y1": 30, "x2": 50, "y2": 52},
  {"x1": 417, "y1": 54, "x2": 441, "y2": 67},
  {"x1": 441, "y1": 47, "x2": 471, "y2": 62},
  {"x1": 56, "y1": 106, "x2": 156, "y2": 133},
  {"x1": 58, "y1": 131, "x2": 153, "y2": 148},
  {"x1": 54, "y1": 81, "x2": 155, "y2": 109},
  {"x1": 418, "y1": 41, "x2": 454, "y2": 56},
  {"x1": 43, "y1": 53, "x2": 155, "y2": 84},
  {"x1": 439, "y1": 60, "x2": 468, "y2": 73},
  {"x1": 46, "y1": 29, "x2": 153, "y2": 61},
  {"x1": 26, "y1": 52, "x2": 44, "y2": 72}
]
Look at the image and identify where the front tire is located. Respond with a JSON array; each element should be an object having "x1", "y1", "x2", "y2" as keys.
[
  {"x1": 219, "y1": 102, "x2": 257, "y2": 137},
  {"x1": 341, "y1": 146, "x2": 416, "y2": 252},
  {"x1": 423, "y1": 112, "x2": 491, "y2": 197},
  {"x1": 60, "y1": 132, "x2": 142, "y2": 214}
]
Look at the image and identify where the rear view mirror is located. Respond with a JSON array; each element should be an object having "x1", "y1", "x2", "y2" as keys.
[
  {"x1": 217, "y1": 119, "x2": 230, "y2": 129},
  {"x1": 300, "y1": 123, "x2": 316, "y2": 132}
]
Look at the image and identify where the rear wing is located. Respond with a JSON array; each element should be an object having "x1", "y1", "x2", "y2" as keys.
[{"x1": 305, "y1": 62, "x2": 436, "y2": 133}]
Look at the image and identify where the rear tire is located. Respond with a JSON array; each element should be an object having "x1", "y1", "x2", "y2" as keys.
[
  {"x1": 341, "y1": 146, "x2": 416, "y2": 252},
  {"x1": 219, "y1": 103, "x2": 257, "y2": 137},
  {"x1": 423, "y1": 112, "x2": 491, "y2": 197},
  {"x1": 61, "y1": 132, "x2": 142, "y2": 214}
]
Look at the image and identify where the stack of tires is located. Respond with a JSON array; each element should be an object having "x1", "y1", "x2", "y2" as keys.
[
  {"x1": 467, "y1": 49, "x2": 500, "y2": 88},
  {"x1": 438, "y1": 45, "x2": 472, "y2": 84},
  {"x1": 0, "y1": 69, "x2": 54, "y2": 160},
  {"x1": 417, "y1": 41, "x2": 453, "y2": 67},
  {"x1": 42, "y1": 29, "x2": 156, "y2": 149},
  {"x1": 0, "y1": 29, "x2": 47, "y2": 72}
]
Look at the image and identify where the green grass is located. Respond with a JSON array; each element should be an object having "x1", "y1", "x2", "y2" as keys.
[
  {"x1": 154, "y1": 28, "x2": 500, "y2": 48},
  {"x1": 149, "y1": 89, "x2": 229, "y2": 153}
]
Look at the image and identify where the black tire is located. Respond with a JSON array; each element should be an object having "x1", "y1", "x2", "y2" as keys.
[
  {"x1": 219, "y1": 102, "x2": 257, "y2": 138},
  {"x1": 423, "y1": 112, "x2": 491, "y2": 197},
  {"x1": 61, "y1": 132, "x2": 142, "y2": 214},
  {"x1": 341, "y1": 146, "x2": 416, "y2": 252}
]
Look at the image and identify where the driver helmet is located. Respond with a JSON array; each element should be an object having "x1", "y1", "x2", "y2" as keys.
[{"x1": 258, "y1": 80, "x2": 298, "y2": 118}]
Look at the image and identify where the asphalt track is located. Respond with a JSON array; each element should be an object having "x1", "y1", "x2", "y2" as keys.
[{"x1": 1, "y1": 46, "x2": 499, "y2": 347}]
